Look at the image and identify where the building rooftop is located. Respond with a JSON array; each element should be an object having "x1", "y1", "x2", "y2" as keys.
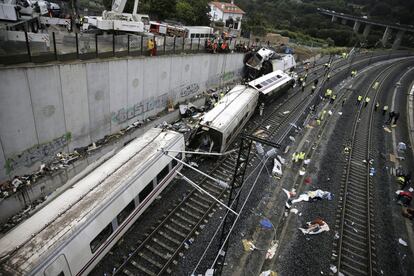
[{"x1": 209, "y1": 2, "x2": 245, "y2": 14}]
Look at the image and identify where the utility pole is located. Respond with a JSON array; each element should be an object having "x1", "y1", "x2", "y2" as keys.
[{"x1": 213, "y1": 133, "x2": 280, "y2": 275}]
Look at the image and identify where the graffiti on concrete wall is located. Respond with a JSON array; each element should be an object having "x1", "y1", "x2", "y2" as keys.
[
  {"x1": 179, "y1": 83, "x2": 200, "y2": 97},
  {"x1": 111, "y1": 93, "x2": 169, "y2": 124},
  {"x1": 5, "y1": 132, "x2": 71, "y2": 172},
  {"x1": 111, "y1": 69, "x2": 242, "y2": 125}
]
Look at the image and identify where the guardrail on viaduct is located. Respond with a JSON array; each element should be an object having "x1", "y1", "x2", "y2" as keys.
[{"x1": 0, "y1": 30, "x2": 258, "y2": 66}]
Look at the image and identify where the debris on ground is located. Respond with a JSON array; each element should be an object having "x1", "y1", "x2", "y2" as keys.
[
  {"x1": 291, "y1": 189, "x2": 333, "y2": 203},
  {"x1": 304, "y1": 176, "x2": 313, "y2": 185},
  {"x1": 402, "y1": 207, "x2": 414, "y2": 219},
  {"x1": 265, "y1": 241, "x2": 279, "y2": 260},
  {"x1": 272, "y1": 158, "x2": 283, "y2": 176},
  {"x1": 330, "y1": 264, "x2": 338, "y2": 273},
  {"x1": 259, "y1": 270, "x2": 277, "y2": 276},
  {"x1": 290, "y1": 208, "x2": 299, "y2": 214},
  {"x1": 398, "y1": 238, "x2": 408, "y2": 246},
  {"x1": 242, "y1": 239, "x2": 257, "y2": 251},
  {"x1": 189, "y1": 162, "x2": 199, "y2": 168},
  {"x1": 283, "y1": 110, "x2": 290, "y2": 115},
  {"x1": 260, "y1": 218, "x2": 273, "y2": 229},
  {"x1": 383, "y1": 127, "x2": 392, "y2": 133},
  {"x1": 299, "y1": 218, "x2": 330, "y2": 235},
  {"x1": 397, "y1": 142, "x2": 407, "y2": 152}
]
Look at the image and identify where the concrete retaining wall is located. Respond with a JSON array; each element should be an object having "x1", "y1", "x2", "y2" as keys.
[{"x1": 0, "y1": 53, "x2": 244, "y2": 181}]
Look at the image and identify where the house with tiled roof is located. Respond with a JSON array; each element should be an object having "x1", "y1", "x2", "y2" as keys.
[{"x1": 208, "y1": 1, "x2": 245, "y2": 35}]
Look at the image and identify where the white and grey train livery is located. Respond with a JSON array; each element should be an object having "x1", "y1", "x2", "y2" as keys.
[
  {"x1": 191, "y1": 70, "x2": 294, "y2": 153},
  {"x1": 0, "y1": 128, "x2": 184, "y2": 276}
]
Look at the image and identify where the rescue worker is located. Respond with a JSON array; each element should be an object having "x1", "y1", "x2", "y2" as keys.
[
  {"x1": 387, "y1": 111, "x2": 395, "y2": 124},
  {"x1": 326, "y1": 74, "x2": 331, "y2": 81},
  {"x1": 397, "y1": 175, "x2": 406, "y2": 186},
  {"x1": 342, "y1": 97, "x2": 346, "y2": 107},
  {"x1": 344, "y1": 146, "x2": 350, "y2": 154},
  {"x1": 298, "y1": 152, "x2": 305, "y2": 162},
  {"x1": 375, "y1": 102, "x2": 380, "y2": 111},
  {"x1": 382, "y1": 105, "x2": 388, "y2": 115},
  {"x1": 220, "y1": 91, "x2": 225, "y2": 99},
  {"x1": 356, "y1": 95, "x2": 363, "y2": 105},
  {"x1": 259, "y1": 103, "x2": 264, "y2": 116},
  {"x1": 330, "y1": 94, "x2": 336, "y2": 104},
  {"x1": 147, "y1": 38, "x2": 155, "y2": 56},
  {"x1": 301, "y1": 82, "x2": 306, "y2": 92},
  {"x1": 351, "y1": 70, "x2": 357, "y2": 78},
  {"x1": 364, "y1": 96, "x2": 370, "y2": 107},
  {"x1": 311, "y1": 85, "x2": 316, "y2": 94},
  {"x1": 393, "y1": 112, "x2": 400, "y2": 125},
  {"x1": 319, "y1": 110, "x2": 327, "y2": 121},
  {"x1": 325, "y1": 89, "x2": 332, "y2": 99}
]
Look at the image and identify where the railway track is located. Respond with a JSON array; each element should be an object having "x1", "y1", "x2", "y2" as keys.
[
  {"x1": 333, "y1": 62, "x2": 401, "y2": 276},
  {"x1": 106, "y1": 51, "x2": 410, "y2": 276}
]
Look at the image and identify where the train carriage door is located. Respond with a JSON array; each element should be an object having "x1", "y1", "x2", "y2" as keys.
[{"x1": 44, "y1": 254, "x2": 72, "y2": 276}]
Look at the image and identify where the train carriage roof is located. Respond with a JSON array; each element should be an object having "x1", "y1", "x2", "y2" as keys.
[
  {"x1": 0, "y1": 128, "x2": 183, "y2": 273},
  {"x1": 200, "y1": 85, "x2": 259, "y2": 133},
  {"x1": 248, "y1": 70, "x2": 293, "y2": 96}
]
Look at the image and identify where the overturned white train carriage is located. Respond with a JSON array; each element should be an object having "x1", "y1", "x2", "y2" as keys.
[
  {"x1": 191, "y1": 70, "x2": 294, "y2": 153},
  {"x1": 0, "y1": 128, "x2": 184, "y2": 276}
]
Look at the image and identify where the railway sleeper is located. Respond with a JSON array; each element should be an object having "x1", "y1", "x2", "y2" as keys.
[
  {"x1": 139, "y1": 252, "x2": 164, "y2": 269},
  {"x1": 200, "y1": 183, "x2": 222, "y2": 195},
  {"x1": 341, "y1": 256, "x2": 369, "y2": 275},
  {"x1": 185, "y1": 201, "x2": 208, "y2": 214},
  {"x1": 165, "y1": 223, "x2": 188, "y2": 238},
  {"x1": 342, "y1": 245, "x2": 367, "y2": 261},
  {"x1": 344, "y1": 213, "x2": 366, "y2": 225},
  {"x1": 170, "y1": 218, "x2": 192, "y2": 231},
  {"x1": 342, "y1": 229, "x2": 367, "y2": 245},
  {"x1": 342, "y1": 239, "x2": 367, "y2": 255},
  {"x1": 122, "y1": 268, "x2": 135, "y2": 276},
  {"x1": 145, "y1": 244, "x2": 172, "y2": 260},
  {"x1": 193, "y1": 192, "x2": 214, "y2": 204},
  {"x1": 159, "y1": 230, "x2": 182, "y2": 245},
  {"x1": 152, "y1": 237, "x2": 175, "y2": 252},
  {"x1": 129, "y1": 259, "x2": 157, "y2": 276},
  {"x1": 345, "y1": 204, "x2": 368, "y2": 219},
  {"x1": 189, "y1": 197, "x2": 210, "y2": 209},
  {"x1": 177, "y1": 209, "x2": 200, "y2": 223}
]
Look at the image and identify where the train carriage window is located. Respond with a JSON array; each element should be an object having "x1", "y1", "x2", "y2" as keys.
[
  {"x1": 172, "y1": 153, "x2": 182, "y2": 167},
  {"x1": 90, "y1": 223, "x2": 113, "y2": 253},
  {"x1": 117, "y1": 200, "x2": 135, "y2": 225},
  {"x1": 157, "y1": 165, "x2": 170, "y2": 184},
  {"x1": 139, "y1": 182, "x2": 153, "y2": 202}
]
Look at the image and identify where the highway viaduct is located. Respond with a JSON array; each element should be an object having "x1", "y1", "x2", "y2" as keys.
[{"x1": 318, "y1": 8, "x2": 414, "y2": 49}]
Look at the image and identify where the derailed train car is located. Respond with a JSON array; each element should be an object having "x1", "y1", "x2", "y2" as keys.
[
  {"x1": 0, "y1": 128, "x2": 184, "y2": 276},
  {"x1": 191, "y1": 70, "x2": 294, "y2": 153}
]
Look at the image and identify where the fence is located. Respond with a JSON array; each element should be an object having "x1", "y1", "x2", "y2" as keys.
[{"x1": 0, "y1": 30, "x2": 260, "y2": 65}]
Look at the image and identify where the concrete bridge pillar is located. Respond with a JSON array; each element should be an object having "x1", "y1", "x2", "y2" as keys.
[
  {"x1": 381, "y1": 26, "x2": 392, "y2": 47},
  {"x1": 341, "y1": 18, "x2": 347, "y2": 25},
  {"x1": 392, "y1": 30, "x2": 405, "y2": 49},
  {"x1": 353, "y1": 21, "x2": 361, "y2": 33},
  {"x1": 363, "y1": 24, "x2": 371, "y2": 38},
  {"x1": 331, "y1": 15, "x2": 337, "y2": 22}
]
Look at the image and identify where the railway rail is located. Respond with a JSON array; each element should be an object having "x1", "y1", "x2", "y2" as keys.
[
  {"x1": 102, "y1": 51, "x2": 410, "y2": 276},
  {"x1": 333, "y1": 61, "x2": 408, "y2": 276}
]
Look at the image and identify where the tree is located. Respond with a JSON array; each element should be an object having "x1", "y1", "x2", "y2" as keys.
[{"x1": 176, "y1": 0, "x2": 196, "y2": 24}]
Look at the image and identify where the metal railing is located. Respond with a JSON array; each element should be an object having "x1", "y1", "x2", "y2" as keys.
[{"x1": 0, "y1": 30, "x2": 259, "y2": 65}]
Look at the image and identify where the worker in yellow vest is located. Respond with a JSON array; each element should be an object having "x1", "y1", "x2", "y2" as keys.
[
  {"x1": 364, "y1": 97, "x2": 370, "y2": 107},
  {"x1": 356, "y1": 95, "x2": 363, "y2": 106},
  {"x1": 325, "y1": 89, "x2": 332, "y2": 99},
  {"x1": 330, "y1": 94, "x2": 336, "y2": 104},
  {"x1": 382, "y1": 105, "x2": 388, "y2": 115}
]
